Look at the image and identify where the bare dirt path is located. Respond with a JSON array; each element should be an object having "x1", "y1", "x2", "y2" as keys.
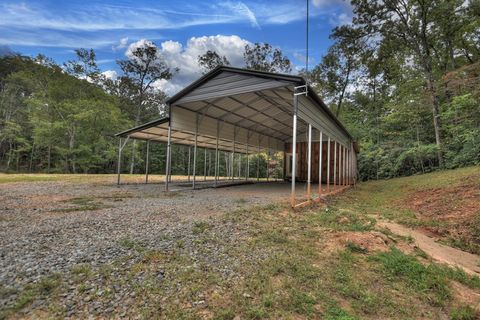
[{"x1": 376, "y1": 219, "x2": 480, "y2": 275}]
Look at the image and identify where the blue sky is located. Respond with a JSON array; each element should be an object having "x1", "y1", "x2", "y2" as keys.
[{"x1": 0, "y1": 0, "x2": 352, "y2": 94}]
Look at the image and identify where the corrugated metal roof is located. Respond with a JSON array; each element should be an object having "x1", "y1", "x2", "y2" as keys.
[{"x1": 116, "y1": 66, "x2": 356, "y2": 153}]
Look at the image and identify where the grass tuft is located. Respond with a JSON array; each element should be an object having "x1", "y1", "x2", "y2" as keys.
[{"x1": 370, "y1": 248, "x2": 450, "y2": 306}]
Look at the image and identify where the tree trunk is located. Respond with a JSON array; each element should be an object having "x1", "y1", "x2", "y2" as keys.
[
  {"x1": 425, "y1": 73, "x2": 443, "y2": 167},
  {"x1": 336, "y1": 64, "x2": 351, "y2": 117},
  {"x1": 130, "y1": 140, "x2": 136, "y2": 174},
  {"x1": 29, "y1": 142, "x2": 35, "y2": 172},
  {"x1": 69, "y1": 127, "x2": 76, "y2": 173},
  {"x1": 6, "y1": 142, "x2": 13, "y2": 169},
  {"x1": 47, "y1": 145, "x2": 51, "y2": 173}
]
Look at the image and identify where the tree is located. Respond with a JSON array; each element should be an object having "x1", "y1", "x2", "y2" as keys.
[
  {"x1": 116, "y1": 40, "x2": 177, "y2": 173},
  {"x1": 64, "y1": 48, "x2": 100, "y2": 82},
  {"x1": 311, "y1": 26, "x2": 365, "y2": 117},
  {"x1": 350, "y1": 0, "x2": 459, "y2": 166},
  {"x1": 117, "y1": 40, "x2": 175, "y2": 125},
  {"x1": 198, "y1": 50, "x2": 230, "y2": 74},
  {"x1": 243, "y1": 43, "x2": 291, "y2": 73}
]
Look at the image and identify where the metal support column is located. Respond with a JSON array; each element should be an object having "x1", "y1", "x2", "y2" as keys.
[
  {"x1": 238, "y1": 153, "x2": 241, "y2": 178},
  {"x1": 246, "y1": 136, "x2": 249, "y2": 181},
  {"x1": 204, "y1": 148, "x2": 207, "y2": 181},
  {"x1": 340, "y1": 145, "x2": 343, "y2": 186},
  {"x1": 257, "y1": 137, "x2": 260, "y2": 181},
  {"x1": 307, "y1": 124, "x2": 312, "y2": 198},
  {"x1": 165, "y1": 126, "x2": 172, "y2": 191},
  {"x1": 266, "y1": 137, "x2": 269, "y2": 182},
  {"x1": 334, "y1": 141, "x2": 337, "y2": 189},
  {"x1": 187, "y1": 146, "x2": 191, "y2": 182},
  {"x1": 192, "y1": 116, "x2": 198, "y2": 189},
  {"x1": 347, "y1": 148, "x2": 351, "y2": 185},
  {"x1": 291, "y1": 94, "x2": 298, "y2": 208},
  {"x1": 215, "y1": 121, "x2": 220, "y2": 187},
  {"x1": 232, "y1": 127, "x2": 236, "y2": 181},
  {"x1": 318, "y1": 130, "x2": 323, "y2": 196},
  {"x1": 145, "y1": 140, "x2": 150, "y2": 184},
  {"x1": 117, "y1": 138, "x2": 122, "y2": 185},
  {"x1": 343, "y1": 145, "x2": 346, "y2": 186},
  {"x1": 327, "y1": 136, "x2": 331, "y2": 192}
]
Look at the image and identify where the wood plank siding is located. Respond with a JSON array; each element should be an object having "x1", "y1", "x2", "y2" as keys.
[{"x1": 285, "y1": 142, "x2": 340, "y2": 183}]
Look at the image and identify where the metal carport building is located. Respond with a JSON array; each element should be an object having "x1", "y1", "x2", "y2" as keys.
[{"x1": 116, "y1": 66, "x2": 357, "y2": 208}]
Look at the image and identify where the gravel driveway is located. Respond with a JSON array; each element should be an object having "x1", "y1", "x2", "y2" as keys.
[{"x1": 0, "y1": 179, "x2": 301, "y2": 316}]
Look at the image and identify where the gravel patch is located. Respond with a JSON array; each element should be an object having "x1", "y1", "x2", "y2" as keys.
[{"x1": 0, "y1": 180, "x2": 291, "y2": 316}]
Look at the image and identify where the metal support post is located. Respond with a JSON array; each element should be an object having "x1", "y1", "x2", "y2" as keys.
[
  {"x1": 192, "y1": 116, "x2": 198, "y2": 189},
  {"x1": 215, "y1": 121, "x2": 220, "y2": 186},
  {"x1": 145, "y1": 140, "x2": 150, "y2": 184},
  {"x1": 291, "y1": 94, "x2": 298, "y2": 208},
  {"x1": 334, "y1": 141, "x2": 337, "y2": 189},
  {"x1": 165, "y1": 126, "x2": 172, "y2": 191},
  {"x1": 187, "y1": 146, "x2": 191, "y2": 182},
  {"x1": 307, "y1": 124, "x2": 312, "y2": 198},
  {"x1": 318, "y1": 130, "x2": 323, "y2": 195},
  {"x1": 327, "y1": 136, "x2": 331, "y2": 192},
  {"x1": 204, "y1": 148, "x2": 207, "y2": 181},
  {"x1": 246, "y1": 140, "x2": 249, "y2": 180},
  {"x1": 257, "y1": 137, "x2": 260, "y2": 181},
  {"x1": 117, "y1": 138, "x2": 122, "y2": 185}
]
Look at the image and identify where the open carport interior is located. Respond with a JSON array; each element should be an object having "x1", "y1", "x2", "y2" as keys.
[{"x1": 115, "y1": 67, "x2": 358, "y2": 207}]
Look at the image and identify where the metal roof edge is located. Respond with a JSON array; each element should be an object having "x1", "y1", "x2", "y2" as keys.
[
  {"x1": 305, "y1": 85, "x2": 354, "y2": 141},
  {"x1": 115, "y1": 117, "x2": 169, "y2": 137},
  {"x1": 166, "y1": 66, "x2": 304, "y2": 105}
]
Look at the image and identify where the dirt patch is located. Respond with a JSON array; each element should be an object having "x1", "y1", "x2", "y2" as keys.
[
  {"x1": 377, "y1": 220, "x2": 480, "y2": 276},
  {"x1": 404, "y1": 182, "x2": 480, "y2": 254},
  {"x1": 450, "y1": 281, "x2": 480, "y2": 313},
  {"x1": 322, "y1": 231, "x2": 391, "y2": 253}
]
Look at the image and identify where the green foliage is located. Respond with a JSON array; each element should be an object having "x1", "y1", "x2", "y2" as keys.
[
  {"x1": 243, "y1": 43, "x2": 291, "y2": 73},
  {"x1": 450, "y1": 306, "x2": 478, "y2": 320},
  {"x1": 370, "y1": 248, "x2": 450, "y2": 306},
  {"x1": 0, "y1": 55, "x2": 131, "y2": 173},
  {"x1": 317, "y1": 0, "x2": 480, "y2": 180}
]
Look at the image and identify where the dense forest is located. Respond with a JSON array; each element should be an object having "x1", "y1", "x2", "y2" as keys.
[{"x1": 0, "y1": 0, "x2": 479, "y2": 180}]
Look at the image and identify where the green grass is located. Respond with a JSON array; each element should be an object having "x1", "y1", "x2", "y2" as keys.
[
  {"x1": 51, "y1": 196, "x2": 109, "y2": 212},
  {"x1": 336, "y1": 166, "x2": 480, "y2": 221},
  {"x1": 370, "y1": 248, "x2": 451, "y2": 306},
  {"x1": 0, "y1": 273, "x2": 63, "y2": 319},
  {"x1": 192, "y1": 221, "x2": 211, "y2": 234}
]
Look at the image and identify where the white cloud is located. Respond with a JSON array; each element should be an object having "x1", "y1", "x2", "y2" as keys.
[
  {"x1": 126, "y1": 35, "x2": 250, "y2": 96},
  {"x1": 312, "y1": 0, "x2": 353, "y2": 26},
  {"x1": 102, "y1": 70, "x2": 118, "y2": 80},
  {"x1": 221, "y1": 2, "x2": 259, "y2": 28},
  {"x1": 329, "y1": 12, "x2": 352, "y2": 26},
  {"x1": 312, "y1": 0, "x2": 349, "y2": 9},
  {"x1": 112, "y1": 37, "x2": 128, "y2": 51}
]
